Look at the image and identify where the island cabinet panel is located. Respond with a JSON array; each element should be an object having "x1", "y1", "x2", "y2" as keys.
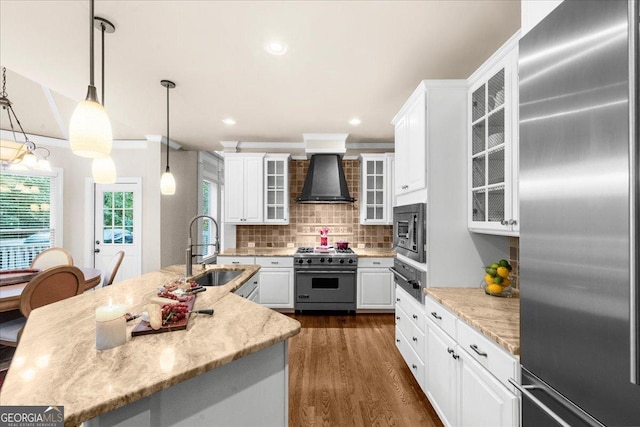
[
  {"x1": 86, "y1": 341, "x2": 289, "y2": 427},
  {"x1": 256, "y1": 257, "x2": 294, "y2": 309}
]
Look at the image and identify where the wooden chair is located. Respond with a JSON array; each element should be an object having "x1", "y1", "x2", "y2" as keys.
[
  {"x1": 30, "y1": 247, "x2": 74, "y2": 271},
  {"x1": 102, "y1": 251, "x2": 125, "y2": 287},
  {"x1": 0, "y1": 265, "x2": 85, "y2": 346}
]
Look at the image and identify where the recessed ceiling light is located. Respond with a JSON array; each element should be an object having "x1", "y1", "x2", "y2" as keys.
[
  {"x1": 349, "y1": 118, "x2": 361, "y2": 126},
  {"x1": 265, "y1": 41, "x2": 288, "y2": 56},
  {"x1": 222, "y1": 118, "x2": 236, "y2": 125}
]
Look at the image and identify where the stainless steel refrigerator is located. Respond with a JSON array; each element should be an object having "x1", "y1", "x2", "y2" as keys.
[{"x1": 519, "y1": 0, "x2": 640, "y2": 426}]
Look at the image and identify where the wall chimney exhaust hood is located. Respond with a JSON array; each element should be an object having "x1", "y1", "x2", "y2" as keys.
[{"x1": 296, "y1": 134, "x2": 355, "y2": 203}]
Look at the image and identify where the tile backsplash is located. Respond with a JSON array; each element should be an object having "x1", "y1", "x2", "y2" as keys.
[
  {"x1": 236, "y1": 159, "x2": 393, "y2": 248},
  {"x1": 509, "y1": 236, "x2": 519, "y2": 289}
]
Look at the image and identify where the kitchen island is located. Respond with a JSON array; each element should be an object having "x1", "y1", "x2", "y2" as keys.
[{"x1": 0, "y1": 264, "x2": 301, "y2": 427}]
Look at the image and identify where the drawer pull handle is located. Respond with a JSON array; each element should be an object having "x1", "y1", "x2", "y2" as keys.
[
  {"x1": 447, "y1": 347, "x2": 455, "y2": 354},
  {"x1": 452, "y1": 352, "x2": 460, "y2": 360},
  {"x1": 431, "y1": 312, "x2": 442, "y2": 320},
  {"x1": 412, "y1": 337, "x2": 418, "y2": 342},
  {"x1": 373, "y1": 261, "x2": 381, "y2": 265},
  {"x1": 470, "y1": 344, "x2": 488, "y2": 357},
  {"x1": 396, "y1": 298, "x2": 401, "y2": 302},
  {"x1": 396, "y1": 316, "x2": 401, "y2": 320},
  {"x1": 232, "y1": 261, "x2": 240, "y2": 264},
  {"x1": 271, "y1": 261, "x2": 279, "y2": 265},
  {"x1": 412, "y1": 364, "x2": 417, "y2": 370},
  {"x1": 412, "y1": 314, "x2": 418, "y2": 320},
  {"x1": 396, "y1": 339, "x2": 400, "y2": 343}
]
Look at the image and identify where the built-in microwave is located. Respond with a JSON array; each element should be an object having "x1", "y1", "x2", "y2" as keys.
[{"x1": 393, "y1": 203, "x2": 426, "y2": 263}]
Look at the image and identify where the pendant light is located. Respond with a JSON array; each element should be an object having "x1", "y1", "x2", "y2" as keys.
[
  {"x1": 0, "y1": 67, "x2": 52, "y2": 170},
  {"x1": 90, "y1": 16, "x2": 117, "y2": 184},
  {"x1": 69, "y1": 0, "x2": 112, "y2": 159},
  {"x1": 160, "y1": 80, "x2": 176, "y2": 195}
]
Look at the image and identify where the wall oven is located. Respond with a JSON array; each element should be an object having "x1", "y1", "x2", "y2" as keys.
[
  {"x1": 393, "y1": 203, "x2": 426, "y2": 263},
  {"x1": 390, "y1": 258, "x2": 426, "y2": 303}
]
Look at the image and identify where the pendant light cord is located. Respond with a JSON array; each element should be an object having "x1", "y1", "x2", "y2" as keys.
[
  {"x1": 101, "y1": 21, "x2": 105, "y2": 105},
  {"x1": 89, "y1": 0, "x2": 95, "y2": 87},
  {"x1": 166, "y1": 84, "x2": 170, "y2": 173}
]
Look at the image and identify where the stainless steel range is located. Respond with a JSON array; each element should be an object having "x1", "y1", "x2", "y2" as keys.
[{"x1": 294, "y1": 247, "x2": 357, "y2": 312}]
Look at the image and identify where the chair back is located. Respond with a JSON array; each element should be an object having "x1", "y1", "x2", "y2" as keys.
[
  {"x1": 103, "y1": 251, "x2": 125, "y2": 287},
  {"x1": 20, "y1": 265, "x2": 85, "y2": 317},
  {"x1": 30, "y1": 247, "x2": 74, "y2": 271}
]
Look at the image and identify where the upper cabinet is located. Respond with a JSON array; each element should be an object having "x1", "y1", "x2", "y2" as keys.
[
  {"x1": 264, "y1": 154, "x2": 290, "y2": 224},
  {"x1": 224, "y1": 153, "x2": 289, "y2": 225},
  {"x1": 468, "y1": 33, "x2": 520, "y2": 236},
  {"x1": 224, "y1": 153, "x2": 265, "y2": 224},
  {"x1": 360, "y1": 153, "x2": 394, "y2": 225},
  {"x1": 393, "y1": 93, "x2": 426, "y2": 195}
]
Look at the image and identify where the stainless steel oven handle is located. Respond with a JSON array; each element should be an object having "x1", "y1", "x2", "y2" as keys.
[
  {"x1": 389, "y1": 267, "x2": 410, "y2": 283},
  {"x1": 296, "y1": 270, "x2": 356, "y2": 275},
  {"x1": 508, "y1": 379, "x2": 571, "y2": 427}
]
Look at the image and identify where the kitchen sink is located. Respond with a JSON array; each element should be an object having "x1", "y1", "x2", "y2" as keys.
[{"x1": 194, "y1": 270, "x2": 243, "y2": 287}]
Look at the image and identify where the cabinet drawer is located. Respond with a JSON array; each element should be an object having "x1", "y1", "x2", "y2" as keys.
[
  {"x1": 358, "y1": 257, "x2": 394, "y2": 268},
  {"x1": 217, "y1": 256, "x2": 255, "y2": 265},
  {"x1": 457, "y1": 320, "x2": 518, "y2": 390},
  {"x1": 234, "y1": 273, "x2": 259, "y2": 299},
  {"x1": 425, "y1": 296, "x2": 457, "y2": 338},
  {"x1": 255, "y1": 257, "x2": 293, "y2": 268},
  {"x1": 396, "y1": 304, "x2": 425, "y2": 360},
  {"x1": 396, "y1": 287, "x2": 426, "y2": 333},
  {"x1": 395, "y1": 326, "x2": 425, "y2": 390}
]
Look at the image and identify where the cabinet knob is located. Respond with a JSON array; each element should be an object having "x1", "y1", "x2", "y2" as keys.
[
  {"x1": 412, "y1": 364, "x2": 417, "y2": 370},
  {"x1": 447, "y1": 347, "x2": 455, "y2": 354},
  {"x1": 396, "y1": 339, "x2": 400, "y2": 343},
  {"x1": 396, "y1": 298, "x2": 401, "y2": 302},
  {"x1": 412, "y1": 314, "x2": 418, "y2": 320},
  {"x1": 412, "y1": 337, "x2": 418, "y2": 342},
  {"x1": 396, "y1": 316, "x2": 401, "y2": 320}
]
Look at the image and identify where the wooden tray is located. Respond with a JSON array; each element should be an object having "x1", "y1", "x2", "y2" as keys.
[
  {"x1": 0, "y1": 269, "x2": 41, "y2": 286},
  {"x1": 131, "y1": 295, "x2": 196, "y2": 336}
]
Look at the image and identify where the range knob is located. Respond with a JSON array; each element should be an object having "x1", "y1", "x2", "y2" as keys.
[
  {"x1": 348, "y1": 259, "x2": 354, "y2": 264},
  {"x1": 320, "y1": 257, "x2": 325, "y2": 263},
  {"x1": 339, "y1": 259, "x2": 345, "y2": 264},
  {"x1": 328, "y1": 258, "x2": 333, "y2": 263},
  {"x1": 307, "y1": 259, "x2": 312, "y2": 264},
  {"x1": 298, "y1": 259, "x2": 304, "y2": 264}
]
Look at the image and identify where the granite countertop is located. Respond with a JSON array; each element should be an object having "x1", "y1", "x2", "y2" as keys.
[
  {"x1": 425, "y1": 287, "x2": 520, "y2": 356},
  {"x1": 0, "y1": 264, "x2": 301, "y2": 426},
  {"x1": 218, "y1": 247, "x2": 395, "y2": 258}
]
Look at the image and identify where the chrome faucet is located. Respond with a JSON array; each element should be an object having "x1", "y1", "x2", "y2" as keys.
[{"x1": 186, "y1": 215, "x2": 220, "y2": 276}]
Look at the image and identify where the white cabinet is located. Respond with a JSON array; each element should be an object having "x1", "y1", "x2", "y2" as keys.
[
  {"x1": 359, "y1": 154, "x2": 394, "y2": 225},
  {"x1": 424, "y1": 296, "x2": 519, "y2": 427},
  {"x1": 264, "y1": 154, "x2": 290, "y2": 224},
  {"x1": 468, "y1": 34, "x2": 520, "y2": 236},
  {"x1": 357, "y1": 257, "x2": 394, "y2": 309},
  {"x1": 216, "y1": 255, "x2": 255, "y2": 266},
  {"x1": 393, "y1": 92, "x2": 426, "y2": 195},
  {"x1": 256, "y1": 257, "x2": 294, "y2": 309},
  {"x1": 395, "y1": 286, "x2": 426, "y2": 391},
  {"x1": 224, "y1": 153, "x2": 265, "y2": 224}
]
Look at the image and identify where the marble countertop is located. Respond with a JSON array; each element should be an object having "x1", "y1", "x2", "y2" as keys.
[
  {"x1": 218, "y1": 247, "x2": 395, "y2": 258},
  {"x1": 425, "y1": 288, "x2": 520, "y2": 355},
  {"x1": 0, "y1": 264, "x2": 301, "y2": 426}
]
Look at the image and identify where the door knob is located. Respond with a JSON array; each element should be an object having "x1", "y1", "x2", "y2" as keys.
[{"x1": 94, "y1": 248, "x2": 101, "y2": 253}]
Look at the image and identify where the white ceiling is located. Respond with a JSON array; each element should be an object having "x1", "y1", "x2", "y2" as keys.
[{"x1": 0, "y1": 0, "x2": 520, "y2": 152}]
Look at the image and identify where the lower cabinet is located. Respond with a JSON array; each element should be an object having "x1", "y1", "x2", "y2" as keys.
[
  {"x1": 395, "y1": 286, "x2": 427, "y2": 390},
  {"x1": 357, "y1": 258, "x2": 395, "y2": 309},
  {"x1": 256, "y1": 257, "x2": 294, "y2": 309},
  {"x1": 424, "y1": 296, "x2": 519, "y2": 427}
]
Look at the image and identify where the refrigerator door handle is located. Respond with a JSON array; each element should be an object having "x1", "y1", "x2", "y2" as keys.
[
  {"x1": 629, "y1": 0, "x2": 639, "y2": 386},
  {"x1": 508, "y1": 379, "x2": 572, "y2": 427}
]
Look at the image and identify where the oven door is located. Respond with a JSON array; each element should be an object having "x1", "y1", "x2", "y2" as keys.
[{"x1": 295, "y1": 270, "x2": 356, "y2": 303}]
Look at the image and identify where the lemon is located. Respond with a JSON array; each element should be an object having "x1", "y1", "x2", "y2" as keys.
[
  {"x1": 497, "y1": 266, "x2": 510, "y2": 278},
  {"x1": 485, "y1": 274, "x2": 494, "y2": 285},
  {"x1": 501, "y1": 278, "x2": 511, "y2": 287},
  {"x1": 486, "y1": 284, "x2": 504, "y2": 294}
]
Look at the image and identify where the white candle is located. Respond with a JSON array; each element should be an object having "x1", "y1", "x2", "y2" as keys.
[{"x1": 95, "y1": 298, "x2": 126, "y2": 350}]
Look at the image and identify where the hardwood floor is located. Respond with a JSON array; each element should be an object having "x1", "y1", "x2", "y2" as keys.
[{"x1": 288, "y1": 313, "x2": 443, "y2": 427}]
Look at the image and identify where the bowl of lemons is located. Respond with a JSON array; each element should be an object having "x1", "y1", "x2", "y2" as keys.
[{"x1": 483, "y1": 259, "x2": 513, "y2": 297}]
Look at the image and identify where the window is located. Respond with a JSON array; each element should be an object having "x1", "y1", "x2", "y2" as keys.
[
  {"x1": 199, "y1": 152, "x2": 224, "y2": 260},
  {"x1": 0, "y1": 169, "x2": 62, "y2": 270}
]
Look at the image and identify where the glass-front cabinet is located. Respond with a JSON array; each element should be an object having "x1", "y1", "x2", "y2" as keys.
[
  {"x1": 360, "y1": 153, "x2": 394, "y2": 225},
  {"x1": 468, "y1": 42, "x2": 519, "y2": 236},
  {"x1": 264, "y1": 154, "x2": 290, "y2": 224}
]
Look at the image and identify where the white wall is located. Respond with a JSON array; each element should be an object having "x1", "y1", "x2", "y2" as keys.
[{"x1": 43, "y1": 141, "x2": 163, "y2": 273}]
